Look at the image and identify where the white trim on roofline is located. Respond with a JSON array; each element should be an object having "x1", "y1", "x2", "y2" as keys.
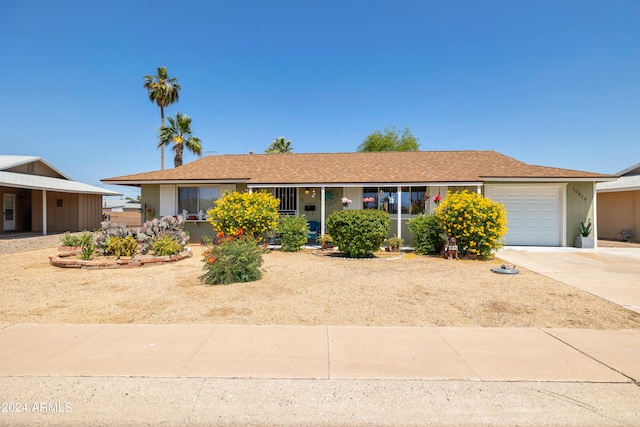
[
  {"x1": 483, "y1": 177, "x2": 618, "y2": 183},
  {"x1": 101, "y1": 179, "x2": 249, "y2": 186},
  {"x1": 248, "y1": 181, "x2": 484, "y2": 189},
  {"x1": 0, "y1": 171, "x2": 121, "y2": 195}
]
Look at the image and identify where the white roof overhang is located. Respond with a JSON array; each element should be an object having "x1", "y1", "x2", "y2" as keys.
[
  {"x1": 0, "y1": 171, "x2": 121, "y2": 196},
  {"x1": 596, "y1": 175, "x2": 640, "y2": 193},
  {"x1": 247, "y1": 182, "x2": 484, "y2": 189}
]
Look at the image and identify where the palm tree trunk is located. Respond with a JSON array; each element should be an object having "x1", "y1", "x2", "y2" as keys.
[
  {"x1": 175, "y1": 143, "x2": 184, "y2": 167},
  {"x1": 160, "y1": 107, "x2": 165, "y2": 170}
]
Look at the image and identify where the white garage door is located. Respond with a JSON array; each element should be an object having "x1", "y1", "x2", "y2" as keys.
[{"x1": 485, "y1": 185, "x2": 562, "y2": 246}]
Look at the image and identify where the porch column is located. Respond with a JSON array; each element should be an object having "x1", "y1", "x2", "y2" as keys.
[
  {"x1": 42, "y1": 190, "x2": 47, "y2": 236},
  {"x1": 592, "y1": 181, "x2": 598, "y2": 248},
  {"x1": 477, "y1": 185, "x2": 482, "y2": 194},
  {"x1": 320, "y1": 187, "x2": 326, "y2": 236},
  {"x1": 396, "y1": 186, "x2": 402, "y2": 241}
]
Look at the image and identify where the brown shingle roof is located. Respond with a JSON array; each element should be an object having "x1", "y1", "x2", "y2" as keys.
[{"x1": 102, "y1": 151, "x2": 615, "y2": 185}]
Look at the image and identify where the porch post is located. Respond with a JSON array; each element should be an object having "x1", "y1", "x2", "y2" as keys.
[
  {"x1": 477, "y1": 185, "x2": 482, "y2": 194},
  {"x1": 42, "y1": 190, "x2": 47, "y2": 236},
  {"x1": 396, "y1": 186, "x2": 402, "y2": 241},
  {"x1": 320, "y1": 187, "x2": 326, "y2": 236},
  {"x1": 592, "y1": 181, "x2": 598, "y2": 248}
]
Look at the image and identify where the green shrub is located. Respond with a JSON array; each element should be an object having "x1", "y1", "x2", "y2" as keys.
[
  {"x1": 207, "y1": 191, "x2": 280, "y2": 239},
  {"x1": 408, "y1": 214, "x2": 446, "y2": 255},
  {"x1": 105, "y1": 236, "x2": 138, "y2": 259},
  {"x1": 200, "y1": 232, "x2": 264, "y2": 285},
  {"x1": 277, "y1": 215, "x2": 309, "y2": 252},
  {"x1": 434, "y1": 191, "x2": 508, "y2": 259},
  {"x1": 79, "y1": 239, "x2": 95, "y2": 260},
  {"x1": 60, "y1": 232, "x2": 82, "y2": 247},
  {"x1": 151, "y1": 234, "x2": 183, "y2": 256},
  {"x1": 326, "y1": 210, "x2": 390, "y2": 258}
]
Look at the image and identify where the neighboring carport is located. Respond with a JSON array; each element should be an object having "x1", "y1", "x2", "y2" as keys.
[{"x1": 0, "y1": 157, "x2": 120, "y2": 235}]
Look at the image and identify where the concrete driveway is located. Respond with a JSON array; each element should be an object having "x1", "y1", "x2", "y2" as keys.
[{"x1": 497, "y1": 246, "x2": 640, "y2": 313}]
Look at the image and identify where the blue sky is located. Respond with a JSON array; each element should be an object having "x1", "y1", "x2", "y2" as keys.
[{"x1": 1, "y1": 0, "x2": 638, "y2": 199}]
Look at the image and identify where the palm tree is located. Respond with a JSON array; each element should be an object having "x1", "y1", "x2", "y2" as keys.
[
  {"x1": 143, "y1": 66, "x2": 181, "y2": 169},
  {"x1": 159, "y1": 112, "x2": 203, "y2": 168},
  {"x1": 265, "y1": 136, "x2": 293, "y2": 154}
]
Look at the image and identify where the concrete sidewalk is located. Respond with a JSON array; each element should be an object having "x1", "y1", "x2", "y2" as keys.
[{"x1": 1, "y1": 324, "x2": 639, "y2": 426}]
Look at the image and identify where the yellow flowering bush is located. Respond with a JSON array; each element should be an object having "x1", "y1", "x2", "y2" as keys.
[
  {"x1": 434, "y1": 191, "x2": 507, "y2": 259},
  {"x1": 207, "y1": 191, "x2": 279, "y2": 239}
]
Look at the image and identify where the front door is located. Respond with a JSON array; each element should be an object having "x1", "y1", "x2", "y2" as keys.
[{"x1": 3, "y1": 193, "x2": 16, "y2": 231}]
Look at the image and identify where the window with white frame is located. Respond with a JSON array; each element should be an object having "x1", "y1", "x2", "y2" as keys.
[
  {"x1": 362, "y1": 186, "x2": 427, "y2": 215},
  {"x1": 178, "y1": 187, "x2": 219, "y2": 216}
]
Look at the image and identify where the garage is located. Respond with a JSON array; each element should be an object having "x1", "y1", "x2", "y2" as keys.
[{"x1": 485, "y1": 185, "x2": 563, "y2": 246}]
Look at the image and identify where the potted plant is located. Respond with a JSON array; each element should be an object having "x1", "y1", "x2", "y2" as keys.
[
  {"x1": 575, "y1": 220, "x2": 594, "y2": 248},
  {"x1": 318, "y1": 234, "x2": 334, "y2": 250},
  {"x1": 385, "y1": 235, "x2": 405, "y2": 252}
]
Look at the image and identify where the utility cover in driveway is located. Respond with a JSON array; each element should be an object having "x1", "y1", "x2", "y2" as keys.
[{"x1": 486, "y1": 185, "x2": 561, "y2": 246}]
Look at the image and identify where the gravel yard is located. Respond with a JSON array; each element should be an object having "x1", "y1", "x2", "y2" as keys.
[{"x1": 1, "y1": 234, "x2": 639, "y2": 328}]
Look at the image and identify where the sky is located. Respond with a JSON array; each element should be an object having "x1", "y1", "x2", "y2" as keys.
[{"x1": 1, "y1": 0, "x2": 638, "y2": 199}]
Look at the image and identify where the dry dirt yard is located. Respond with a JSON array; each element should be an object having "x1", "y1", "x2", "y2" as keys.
[{"x1": 1, "y1": 241, "x2": 639, "y2": 328}]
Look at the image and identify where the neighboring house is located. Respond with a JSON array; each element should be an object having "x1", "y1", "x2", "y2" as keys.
[
  {"x1": 596, "y1": 162, "x2": 640, "y2": 241},
  {"x1": 102, "y1": 199, "x2": 143, "y2": 227},
  {"x1": 0, "y1": 155, "x2": 120, "y2": 235},
  {"x1": 102, "y1": 151, "x2": 615, "y2": 246}
]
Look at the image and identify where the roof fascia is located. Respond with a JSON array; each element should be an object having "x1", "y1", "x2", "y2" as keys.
[
  {"x1": 484, "y1": 177, "x2": 618, "y2": 183},
  {"x1": 248, "y1": 181, "x2": 484, "y2": 188},
  {"x1": 101, "y1": 179, "x2": 247, "y2": 186},
  {"x1": 597, "y1": 186, "x2": 640, "y2": 193}
]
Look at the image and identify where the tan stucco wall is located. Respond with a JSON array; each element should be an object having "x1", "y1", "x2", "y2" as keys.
[{"x1": 597, "y1": 190, "x2": 640, "y2": 240}]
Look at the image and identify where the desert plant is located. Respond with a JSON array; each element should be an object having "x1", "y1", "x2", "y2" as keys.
[
  {"x1": 408, "y1": 214, "x2": 446, "y2": 255},
  {"x1": 79, "y1": 240, "x2": 95, "y2": 260},
  {"x1": 60, "y1": 232, "x2": 82, "y2": 247},
  {"x1": 105, "y1": 236, "x2": 138, "y2": 259},
  {"x1": 207, "y1": 191, "x2": 280, "y2": 239},
  {"x1": 385, "y1": 235, "x2": 405, "y2": 252},
  {"x1": 134, "y1": 215, "x2": 190, "y2": 254},
  {"x1": 151, "y1": 234, "x2": 183, "y2": 256},
  {"x1": 326, "y1": 209, "x2": 390, "y2": 258},
  {"x1": 434, "y1": 191, "x2": 507, "y2": 259},
  {"x1": 95, "y1": 221, "x2": 134, "y2": 254},
  {"x1": 579, "y1": 220, "x2": 592, "y2": 237},
  {"x1": 200, "y1": 231, "x2": 264, "y2": 285},
  {"x1": 277, "y1": 215, "x2": 309, "y2": 252}
]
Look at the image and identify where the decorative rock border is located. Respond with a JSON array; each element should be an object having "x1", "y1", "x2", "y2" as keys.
[{"x1": 49, "y1": 247, "x2": 193, "y2": 269}]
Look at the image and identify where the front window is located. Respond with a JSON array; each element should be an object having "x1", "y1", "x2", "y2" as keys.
[
  {"x1": 178, "y1": 187, "x2": 219, "y2": 215},
  {"x1": 362, "y1": 186, "x2": 427, "y2": 215}
]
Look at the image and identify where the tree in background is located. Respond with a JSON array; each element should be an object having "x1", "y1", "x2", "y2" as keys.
[
  {"x1": 143, "y1": 66, "x2": 181, "y2": 169},
  {"x1": 357, "y1": 125, "x2": 420, "y2": 152},
  {"x1": 265, "y1": 136, "x2": 294, "y2": 153},
  {"x1": 159, "y1": 112, "x2": 202, "y2": 168}
]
